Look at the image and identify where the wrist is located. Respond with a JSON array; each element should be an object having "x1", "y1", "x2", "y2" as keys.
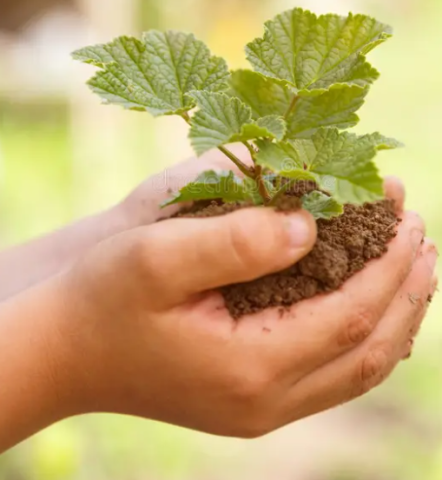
[
  {"x1": 51, "y1": 269, "x2": 107, "y2": 416},
  {"x1": 30, "y1": 277, "x2": 86, "y2": 420},
  {"x1": 0, "y1": 278, "x2": 81, "y2": 450}
]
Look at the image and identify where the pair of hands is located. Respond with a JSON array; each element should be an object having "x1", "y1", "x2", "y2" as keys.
[{"x1": 32, "y1": 148, "x2": 438, "y2": 439}]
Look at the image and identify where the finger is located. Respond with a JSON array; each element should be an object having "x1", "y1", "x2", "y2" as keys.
[
  {"x1": 280, "y1": 240, "x2": 437, "y2": 424},
  {"x1": 133, "y1": 207, "x2": 317, "y2": 308},
  {"x1": 401, "y1": 275, "x2": 437, "y2": 360},
  {"x1": 166, "y1": 143, "x2": 252, "y2": 186},
  {"x1": 141, "y1": 145, "x2": 253, "y2": 219},
  {"x1": 403, "y1": 256, "x2": 439, "y2": 358},
  {"x1": 384, "y1": 176, "x2": 405, "y2": 214},
  {"x1": 264, "y1": 210, "x2": 425, "y2": 378}
]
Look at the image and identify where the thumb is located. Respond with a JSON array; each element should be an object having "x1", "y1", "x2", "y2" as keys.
[{"x1": 137, "y1": 207, "x2": 317, "y2": 308}]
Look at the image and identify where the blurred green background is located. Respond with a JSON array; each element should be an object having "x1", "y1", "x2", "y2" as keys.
[{"x1": 0, "y1": 0, "x2": 441, "y2": 479}]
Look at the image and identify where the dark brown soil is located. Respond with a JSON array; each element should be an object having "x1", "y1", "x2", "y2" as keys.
[{"x1": 175, "y1": 196, "x2": 399, "y2": 319}]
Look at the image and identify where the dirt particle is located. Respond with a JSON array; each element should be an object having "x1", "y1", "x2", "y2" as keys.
[
  {"x1": 274, "y1": 195, "x2": 302, "y2": 212},
  {"x1": 408, "y1": 293, "x2": 421, "y2": 305}
]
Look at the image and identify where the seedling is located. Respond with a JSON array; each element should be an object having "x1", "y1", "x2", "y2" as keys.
[{"x1": 73, "y1": 7, "x2": 402, "y2": 220}]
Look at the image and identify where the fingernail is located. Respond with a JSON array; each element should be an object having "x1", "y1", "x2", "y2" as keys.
[
  {"x1": 285, "y1": 214, "x2": 313, "y2": 249},
  {"x1": 410, "y1": 228, "x2": 424, "y2": 253}
]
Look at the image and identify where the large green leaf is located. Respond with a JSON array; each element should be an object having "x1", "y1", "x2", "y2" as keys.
[
  {"x1": 188, "y1": 91, "x2": 286, "y2": 155},
  {"x1": 246, "y1": 8, "x2": 392, "y2": 95},
  {"x1": 229, "y1": 70, "x2": 292, "y2": 118},
  {"x1": 296, "y1": 129, "x2": 403, "y2": 172},
  {"x1": 301, "y1": 191, "x2": 343, "y2": 219},
  {"x1": 255, "y1": 129, "x2": 402, "y2": 204},
  {"x1": 72, "y1": 32, "x2": 230, "y2": 116},
  {"x1": 229, "y1": 70, "x2": 367, "y2": 139},
  {"x1": 162, "y1": 170, "x2": 250, "y2": 206},
  {"x1": 286, "y1": 85, "x2": 367, "y2": 138}
]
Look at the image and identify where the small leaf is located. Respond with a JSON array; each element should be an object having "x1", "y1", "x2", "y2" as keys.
[
  {"x1": 255, "y1": 140, "x2": 318, "y2": 181},
  {"x1": 301, "y1": 191, "x2": 343, "y2": 219},
  {"x1": 229, "y1": 70, "x2": 368, "y2": 139},
  {"x1": 256, "y1": 129, "x2": 401, "y2": 204},
  {"x1": 246, "y1": 8, "x2": 392, "y2": 94},
  {"x1": 266, "y1": 128, "x2": 401, "y2": 204},
  {"x1": 297, "y1": 128, "x2": 402, "y2": 173},
  {"x1": 233, "y1": 116, "x2": 286, "y2": 142},
  {"x1": 161, "y1": 170, "x2": 250, "y2": 206},
  {"x1": 188, "y1": 91, "x2": 287, "y2": 155},
  {"x1": 286, "y1": 85, "x2": 368, "y2": 139},
  {"x1": 72, "y1": 32, "x2": 230, "y2": 116}
]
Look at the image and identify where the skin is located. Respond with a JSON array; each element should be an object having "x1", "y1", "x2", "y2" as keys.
[
  {"x1": 0, "y1": 147, "x2": 437, "y2": 454},
  {"x1": 0, "y1": 146, "x2": 252, "y2": 300}
]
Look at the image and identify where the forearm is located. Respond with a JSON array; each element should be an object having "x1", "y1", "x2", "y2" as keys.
[
  {"x1": 0, "y1": 204, "x2": 136, "y2": 301},
  {"x1": 0, "y1": 278, "x2": 74, "y2": 452}
]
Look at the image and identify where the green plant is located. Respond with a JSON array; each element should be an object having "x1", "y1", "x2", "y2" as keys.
[{"x1": 73, "y1": 7, "x2": 402, "y2": 219}]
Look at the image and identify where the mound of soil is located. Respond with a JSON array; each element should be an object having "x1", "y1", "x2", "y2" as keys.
[{"x1": 175, "y1": 196, "x2": 399, "y2": 319}]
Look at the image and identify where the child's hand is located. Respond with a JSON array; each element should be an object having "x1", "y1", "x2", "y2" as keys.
[{"x1": 53, "y1": 201, "x2": 435, "y2": 438}]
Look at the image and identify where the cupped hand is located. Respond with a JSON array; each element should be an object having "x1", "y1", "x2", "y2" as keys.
[{"x1": 53, "y1": 171, "x2": 437, "y2": 438}]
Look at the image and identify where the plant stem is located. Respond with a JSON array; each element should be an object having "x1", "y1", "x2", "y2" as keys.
[
  {"x1": 180, "y1": 113, "x2": 253, "y2": 178},
  {"x1": 275, "y1": 175, "x2": 282, "y2": 191},
  {"x1": 180, "y1": 113, "x2": 272, "y2": 199},
  {"x1": 255, "y1": 165, "x2": 272, "y2": 203},
  {"x1": 218, "y1": 146, "x2": 255, "y2": 178},
  {"x1": 242, "y1": 141, "x2": 256, "y2": 160},
  {"x1": 284, "y1": 94, "x2": 299, "y2": 120},
  {"x1": 242, "y1": 141, "x2": 274, "y2": 202}
]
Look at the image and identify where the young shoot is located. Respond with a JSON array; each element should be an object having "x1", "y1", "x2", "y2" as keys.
[{"x1": 72, "y1": 7, "x2": 402, "y2": 219}]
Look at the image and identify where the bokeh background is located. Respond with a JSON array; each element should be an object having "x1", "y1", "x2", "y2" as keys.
[{"x1": 1, "y1": 0, "x2": 442, "y2": 478}]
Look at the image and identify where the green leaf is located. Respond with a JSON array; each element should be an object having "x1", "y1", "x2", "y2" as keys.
[
  {"x1": 301, "y1": 191, "x2": 343, "y2": 219},
  {"x1": 245, "y1": 8, "x2": 392, "y2": 94},
  {"x1": 230, "y1": 70, "x2": 367, "y2": 139},
  {"x1": 188, "y1": 91, "x2": 287, "y2": 155},
  {"x1": 234, "y1": 116, "x2": 287, "y2": 142},
  {"x1": 72, "y1": 45, "x2": 115, "y2": 67},
  {"x1": 296, "y1": 128, "x2": 402, "y2": 173},
  {"x1": 286, "y1": 85, "x2": 368, "y2": 139},
  {"x1": 255, "y1": 140, "x2": 318, "y2": 181},
  {"x1": 229, "y1": 70, "x2": 292, "y2": 118},
  {"x1": 72, "y1": 32, "x2": 230, "y2": 116},
  {"x1": 256, "y1": 129, "x2": 402, "y2": 204},
  {"x1": 162, "y1": 170, "x2": 250, "y2": 206},
  {"x1": 305, "y1": 128, "x2": 399, "y2": 203}
]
